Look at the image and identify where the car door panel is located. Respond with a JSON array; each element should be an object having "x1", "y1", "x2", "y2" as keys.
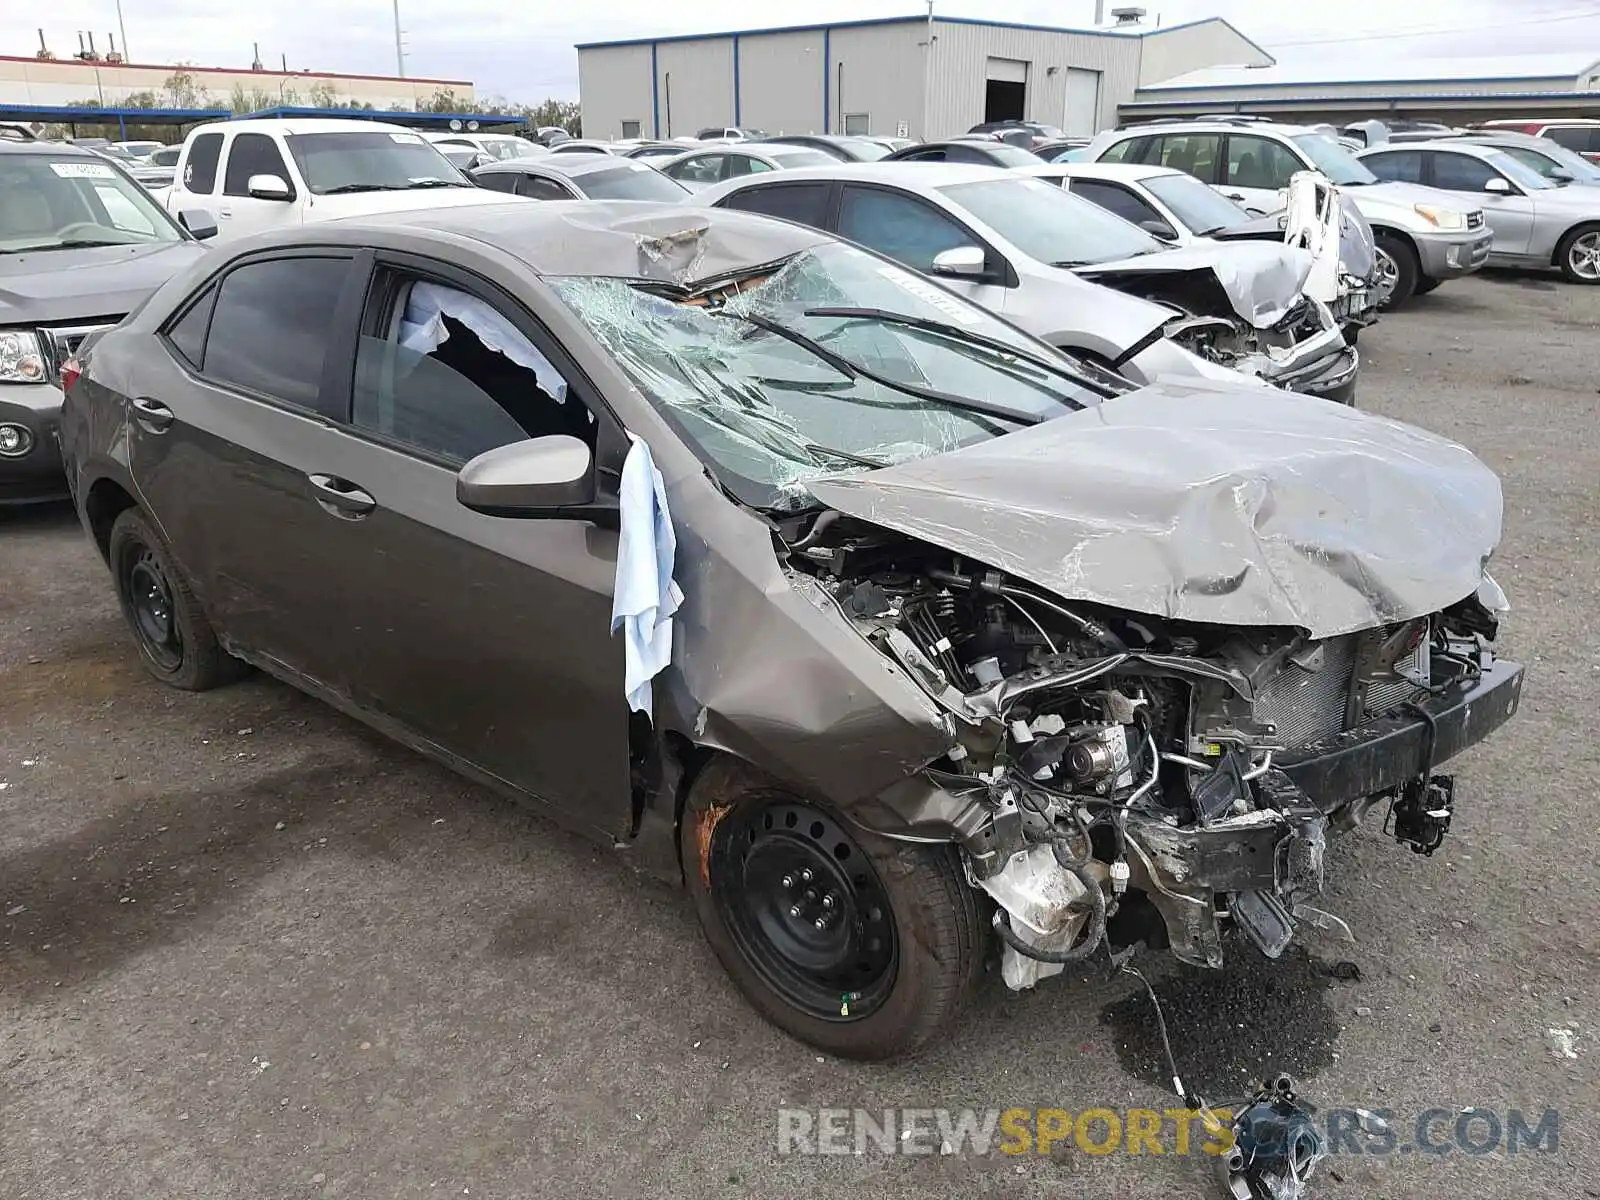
[
  {"x1": 1219, "y1": 133, "x2": 1294, "y2": 214},
  {"x1": 328, "y1": 260, "x2": 631, "y2": 834},
  {"x1": 131, "y1": 253, "x2": 368, "y2": 682},
  {"x1": 218, "y1": 131, "x2": 299, "y2": 238},
  {"x1": 1427, "y1": 151, "x2": 1536, "y2": 257}
]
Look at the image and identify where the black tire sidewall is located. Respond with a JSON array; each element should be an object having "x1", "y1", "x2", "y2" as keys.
[
  {"x1": 1375, "y1": 233, "x2": 1419, "y2": 307},
  {"x1": 1556, "y1": 224, "x2": 1600, "y2": 284},
  {"x1": 108, "y1": 508, "x2": 214, "y2": 690},
  {"x1": 680, "y1": 763, "x2": 981, "y2": 1061}
]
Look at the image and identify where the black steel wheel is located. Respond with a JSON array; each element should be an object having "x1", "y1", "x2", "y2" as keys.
[
  {"x1": 682, "y1": 759, "x2": 984, "y2": 1061},
  {"x1": 709, "y1": 799, "x2": 898, "y2": 1022},
  {"x1": 108, "y1": 507, "x2": 244, "y2": 691}
]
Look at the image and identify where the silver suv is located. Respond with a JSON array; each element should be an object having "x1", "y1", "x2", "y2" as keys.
[{"x1": 1086, "y1": 117, "x2": 1494, "y2": 306}]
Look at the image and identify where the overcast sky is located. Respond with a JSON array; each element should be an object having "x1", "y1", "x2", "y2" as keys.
[{"x1": 13, "y1": 0, "x2": 1599, "y2": 101}]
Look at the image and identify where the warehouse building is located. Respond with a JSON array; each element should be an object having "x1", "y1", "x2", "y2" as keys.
[
  {"x1": 1125, "y1": 51, "x2": 1600, "y2": 124},
  {"x1": 575, "y1": 12, "x2": 1272, "y2": 142}
]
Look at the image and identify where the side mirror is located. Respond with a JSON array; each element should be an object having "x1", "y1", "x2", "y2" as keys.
[
  {"x1": 1483, "y1": 176, "x2": 1514, "y2": 195},
  {"x1": 1550, "y1": 168, "x2": 1574, "y2": 184},
  {"x1": 456, "y1": 435, "x2": 617, "y2": 526},
  {"x1": 246, "y1": 173, "x2": 294, "y2": 201},
  {"x1": 929, "y1": 245, "x2": 989, "y2": 278},
  {"x1": 1139, "y1": 217, "x2": 1179, "y2": 241},
  {"x1": 177, "y1": 208, "x2": 218, "y2": 240}
]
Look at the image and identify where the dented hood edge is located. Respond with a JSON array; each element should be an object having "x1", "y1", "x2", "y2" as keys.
[{"x1": 1075, "y1": 241, "x2": 1315, "y2": 329}]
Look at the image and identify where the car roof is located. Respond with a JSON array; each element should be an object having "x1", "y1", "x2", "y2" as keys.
[
  {"x1": 475, "y1": 154, "x2": 637, "y2": 179},
  {"x1": 234, "y1": 200, "x2": 834, "y2": 281},
  {"x1": 715, "y1": 161, "x2": 1012, "y2": 189},
  {"x1": 1023, "y1": 160, "x2": 1181, "y2": 183},
  {"x1": 224, "y1": 117, "x2": 420, "y2": 136},
  {"x1": 1108, "y1": 119, "x2": 1315, "y2": 138},
  {"x1": 1359, "y1": 139, "x2": 1500, "y2": 158},
  {"x1": 0, "y1": 139, "x2": 100, "y2": 157}
]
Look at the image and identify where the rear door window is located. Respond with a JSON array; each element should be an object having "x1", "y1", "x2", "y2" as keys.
[
  {"x1": 516, "y1": 175, "x2": 575, "y2": 200},
  {"x1": 200, "y1": 256, "x2": 353, "y2": 416},
  {"x1": 1361, "y1": 149, "x2": 1425, "y2": 184},
  {"x1": 1543, "y1": 126, "x2": 1599, "y2": 153},
  {"x1": 1151, "y1": 133, "x2": 1221, "y2": 183},
  {"x1": 183, "y1": 131, "x2": 224, "y2": 194},
  {"x1": 717, "y1": 181, "x2": 831, "y2": 228},
  {"x1": 1098, "y1": 136, "x2": 1150, "y2": 164}
]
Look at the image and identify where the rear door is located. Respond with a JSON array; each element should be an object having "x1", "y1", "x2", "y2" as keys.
[
  {"x1": 169, "y1": 128, "x2": 223, "y2": 216},
  {"x1": 134, "y1": 249, "x2": 371, "y2": 682},
  {"x1": 216, "y1": 131, "x2": 300, "y2": 237}
]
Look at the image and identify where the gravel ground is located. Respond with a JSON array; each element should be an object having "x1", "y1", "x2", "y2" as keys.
[{"x1": 2, "y1": 271, "x2": 1596, "y2": 1199}]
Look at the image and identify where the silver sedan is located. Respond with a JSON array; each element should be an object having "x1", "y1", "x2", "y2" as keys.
[{"x1": 1358, "y1": 140, "x2": 1600, "y2": 283}]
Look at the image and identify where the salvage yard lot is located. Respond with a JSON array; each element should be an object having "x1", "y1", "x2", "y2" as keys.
[{"x1": 2, "y1": 271, "x2": 1596, "y2": 1198}]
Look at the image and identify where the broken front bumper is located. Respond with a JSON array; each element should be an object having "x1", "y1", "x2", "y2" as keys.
[
  {"x1": 1268, "y1": 344, "x2": 1359, "y2": 405},
  {"x1": 1125, "y1": 658, "x2": 1525, "y2": 968}
]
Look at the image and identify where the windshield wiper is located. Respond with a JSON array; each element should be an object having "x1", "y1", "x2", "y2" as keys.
[
  {"x1": 4, "y1": 238, "x2": 136, "y2": 253},
  {"x1": 401, "y1": 178, "x2": 468, "y2": 189},
  {"x1": 318, "y1": 183, "x2": 399, "y2": 195},
  {"x1": 804, "y1": 442, "x2": 890, "y2": 469},
  {"x1": 802, "y1": 306, "x2": 1113, "y2": 399},
  {"x1": 712, "y1": 309, "x2": 1045, "y2": 428}
]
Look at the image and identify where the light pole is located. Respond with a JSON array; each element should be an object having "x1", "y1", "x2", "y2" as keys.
[
  {"x1": 115, "y1": 0, "x2": 130, "y2": 61},
  {"x1": 392, "y1": 0, "x2": 406, "y2": 78}
]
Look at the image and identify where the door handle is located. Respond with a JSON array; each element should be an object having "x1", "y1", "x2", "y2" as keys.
[
  {"x1": 130, "y1": 396, "x2": 174, "y2": 433},
  {"x1": 307, "y1": 473, "x2": 376, "y2": 519},
  {"x1": 1225, "y1": 192, "x2": 1246, "y2": 202},
  {"x1": 218, "y1": 208, "x2": 232, "y2": 218}
]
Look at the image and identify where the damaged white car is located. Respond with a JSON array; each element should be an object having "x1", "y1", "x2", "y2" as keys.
[
  {"x1": 701, "y1": 163, "x2": 1359, "y2": 404},
  {"x1": 64, "y1": 203, "x2": 1522, "y2": 1064}
]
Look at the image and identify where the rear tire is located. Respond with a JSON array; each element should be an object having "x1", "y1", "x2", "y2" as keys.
[
  {"x1": 681, "y1": 758, "x2": 983, "y2": 1061},
  {"x1": 1373, "y1": 232, "x2": 1419, "y2": 307},
  {"x1": 108, "y1": 508, "x2": 244, "y2": 691},
  {"x1": 1555, "y1": 223, "x2": 1600, "y2": 284}
]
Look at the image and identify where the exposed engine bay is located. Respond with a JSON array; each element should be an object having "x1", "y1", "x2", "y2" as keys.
[
  {"x1": 1096, "y1": 271, "x2": 1350, "y2": 390},
  {"x1": 783, "y1": 511, "x2": 1512, "y2": 989}
]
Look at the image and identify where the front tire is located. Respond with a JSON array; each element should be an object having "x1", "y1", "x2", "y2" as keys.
[
  {"x1": 108, "y1": 508, "x2": 243, "y2": 691},
  {"x1": 1373, "y1": 232, "x2": 1419, "y2": 307},
  {"x1": 1555, "y1": 224, "x2": 1600, "y2": 284},
  {"x1": 681, "y1": 759, "x2": 983, "y2": 1060},
  {"x1": 1412, "y1": 276, "x2": 1443, "y2": 296}
]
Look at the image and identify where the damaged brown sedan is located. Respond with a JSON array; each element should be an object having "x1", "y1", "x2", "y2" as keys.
[{"x1": 58, "y1": 202, "x2": 1524, "y2": 1061}]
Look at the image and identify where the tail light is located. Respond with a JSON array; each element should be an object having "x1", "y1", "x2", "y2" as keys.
[{"x1": 59, "y1": 357, "x2": 83, "y2": 392}]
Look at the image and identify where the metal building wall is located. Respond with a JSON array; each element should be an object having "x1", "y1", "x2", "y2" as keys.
[
  {"x1": 737, "y1": 29, "x2": 828, "y2": 134},
  {"x1": 654, "y1": 38, "x2": 737, "y2": 139},
  {"x1": 925, "y1": 22, "x2": 1143, "y2": 137},
  {"x1": 1138, "y1": 21, "x2": 1272, "y2": 87},
  {"x1": 576, "y1": 43, "x2": 654, "y2": 139},
  {"x1": 825, "y1": 23, "x2": 928, "y2": 139}
]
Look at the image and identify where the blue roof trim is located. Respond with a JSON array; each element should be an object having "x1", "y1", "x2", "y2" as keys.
[
  {"x1": 1141, "y1": 72, "x2": 1595, "y2": 94},
  {"x1": 1121, "y1": 90, "x2": 1600, "y2": 110},
  {"x1": 0, "y1": 103, "x2": 230, "y2": 122},
  {"x1": 575, "y1": 13, "x2": 1146, "y2": 51},
  {"x1": 230, "y1": 106, "x2": 528, "y2": 128}
]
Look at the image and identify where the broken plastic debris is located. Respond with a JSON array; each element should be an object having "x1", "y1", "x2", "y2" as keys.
[
  {"x1": 1546, "y1": 1027, "x2": 1579, "y2": 1059},
  {"x1": 5, "y1": 904, "x2": 24, "y2": 916}
]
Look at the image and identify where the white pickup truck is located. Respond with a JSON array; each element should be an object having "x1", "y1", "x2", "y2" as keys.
[{"x1": 152, "y1": 117, "x2": 521, "y2": 242}]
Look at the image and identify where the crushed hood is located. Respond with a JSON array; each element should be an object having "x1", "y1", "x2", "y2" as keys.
[
  {"x1": 1074, "y1": 241, "x2": 1314, "y2": 329},
  {"x1": 807, "y1": 379, "x2": 1502, "y2": 639},
  {"x1": 0, "y1": 240, "x2": 208, "y2": 325}
]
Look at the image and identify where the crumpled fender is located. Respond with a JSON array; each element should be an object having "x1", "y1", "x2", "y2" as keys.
[{"x1": 1075, "y1": 241, "x2": 1315, "y2": 329}]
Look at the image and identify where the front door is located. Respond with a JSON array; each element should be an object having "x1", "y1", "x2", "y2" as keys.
[
  {"x1": 1219, "y1": 132, "x2": 1302, "y2": 215},
  {"x1": 312, "y1": 259, "x2": 631, "y2": 834},
  {"x1": 1426, "y1": 150, "x2": 1537, "y2": 257},
  {"x1": 834, "y1": 183, "x2": 1013, "y2": 316},
  {"x1": 214, "y1": 131, "x2": 300, "y2": 238}
]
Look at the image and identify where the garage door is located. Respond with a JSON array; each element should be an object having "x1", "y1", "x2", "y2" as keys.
[
  {"x1": 1064, "y1": 68, "x2": 1102, "y2": 138},
  {"x1": 985, "y1": 57, "x2": 1028, "y2": 83}
]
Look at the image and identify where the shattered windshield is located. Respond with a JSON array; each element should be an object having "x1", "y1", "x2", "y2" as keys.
[{"x1": 549, "y1": 242, "x2": 1104, "y2": 510}]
